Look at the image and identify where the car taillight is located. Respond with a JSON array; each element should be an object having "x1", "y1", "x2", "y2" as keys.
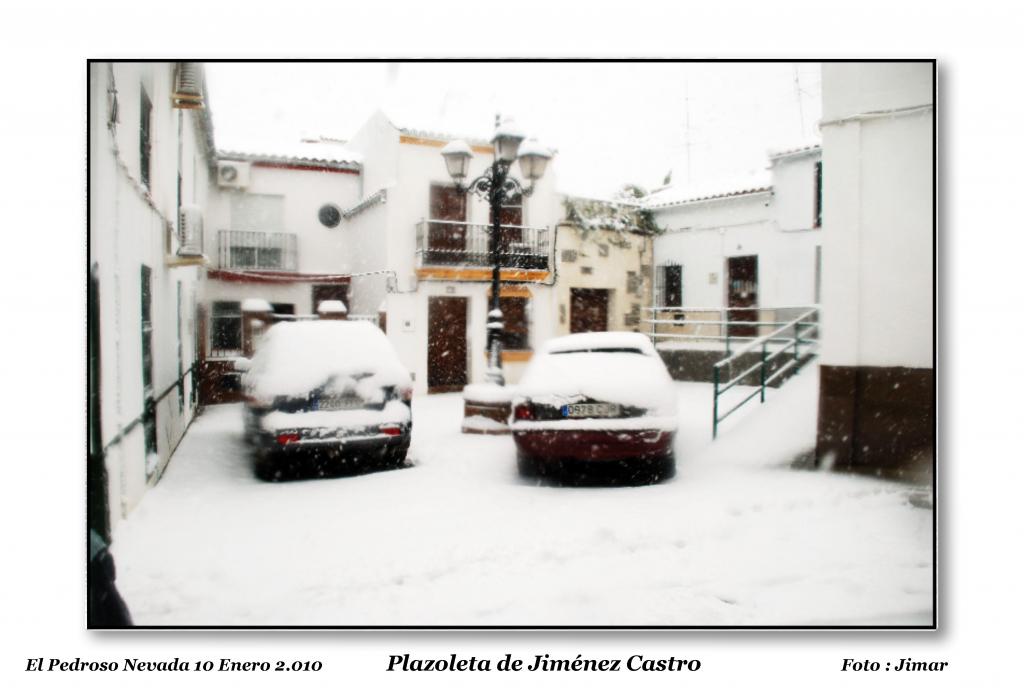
[
  {"x1": 276, "y1": 432, "x2": 301, "y2": 445},
  {"x1": 380, "y1": 424, "x2": 403, "y2": 436},
  {"x1": 513, "y1": 403, "x2": 534, "y2": 420}
]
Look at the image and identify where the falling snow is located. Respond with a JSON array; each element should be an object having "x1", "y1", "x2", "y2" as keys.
[{"x1": 112, "y1": 365, "x2": 932, "y2": 626}]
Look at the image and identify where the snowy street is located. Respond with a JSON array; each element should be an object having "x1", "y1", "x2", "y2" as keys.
[{"x1": 113, "y1": 365, "x2": 933, "y2": 626}]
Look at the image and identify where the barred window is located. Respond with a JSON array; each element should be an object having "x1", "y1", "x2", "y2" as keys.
[
  {"x1": 210, "y1": 301, "x2": 242, "y2": 355},
  {"x1": 139, "y1": 88, "x2": 152, "y2": 189},
  {"x1": 655, "y1": 263, "x2": 683, "y2": 307},
  {"x1": 500, "y1": 296, "x2": 530, "y2": 351}
]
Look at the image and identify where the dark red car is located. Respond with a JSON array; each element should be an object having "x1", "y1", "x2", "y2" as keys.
[{"x1": 509, "y1": 332, "x2": 678, "y2": 484}]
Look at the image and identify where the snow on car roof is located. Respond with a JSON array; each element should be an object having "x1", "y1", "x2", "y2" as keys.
[
  {"x1": 316, "y1": 299, "x2": 348, "y2": 314},
  {"x1": 542, "y1": 331, "x2": 658, "y2": 356},
  {"x1": 519, "y1": 332, "x2": 675, "y2": 414},
  {"x1": 244, "y1": 320, "x2": 410, "y2": 398}
]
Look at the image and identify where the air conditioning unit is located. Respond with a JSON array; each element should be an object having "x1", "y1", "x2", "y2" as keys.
[
  {"x1": 216, "y1": 161, "x2": 250, "y2": 189},
  {"x1": 178, "y1": 204, "x2": 204, "y2": 257},
  {"x1": 172, "y1": 62, "x2": 204, "y2": 109}
]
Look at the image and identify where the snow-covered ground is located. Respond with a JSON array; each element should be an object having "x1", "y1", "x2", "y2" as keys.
[{"x1": 113, "y1": 364, "x2": 933, "y2": 626}]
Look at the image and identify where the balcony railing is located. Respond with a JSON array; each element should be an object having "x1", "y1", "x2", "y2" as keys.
[
  {"x1": 218, "y1": 230, "x2": 298, "y2": 271},
  {"x1": 415, "y1": 219, "x2": 550, "y2": 271}
]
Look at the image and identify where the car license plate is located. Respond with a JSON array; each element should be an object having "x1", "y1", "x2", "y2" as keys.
[
  {"x1": 316, "y1": 395, "x2": 362, "y2": 411},
  {"x1": 561, "y1": 403, "x2": 621, "y2": 418}
]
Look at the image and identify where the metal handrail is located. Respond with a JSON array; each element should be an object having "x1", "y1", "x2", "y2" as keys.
[
  {"x1": 711, "y1": 308, "x2": 820, "y2": 439},
  {"x1": 646, "y1": 318, "x2": 806, "y2": 327},
  {"x1": 646, "y1": 304, "x2": 819, "y2": 312},
  {"x1": 414, "y1": 218, "x2": 550, "y2": 269},
  {"x1": 645, "y1": 304, "x2": 821, "y2": 356},
  {"x1": 716, "y1": 308, "x2": 819, "y2": 369}
]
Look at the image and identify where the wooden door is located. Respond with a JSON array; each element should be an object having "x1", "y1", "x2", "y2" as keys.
[
  {"x1": 727, "y1": 255, "x2": 758, "y2": 338},
  {"x1": 570, "y1": 288, "x2": 609, "y2": 334},
  {"x1": 428, "y1": 297, "x2": 468, "y2": 392},
  {"x1": 428, "y1": 184, "x2": 467, "y2": 263},
  {"x1": 492, "y1": 192, "x2": 523, "y2": 262}
]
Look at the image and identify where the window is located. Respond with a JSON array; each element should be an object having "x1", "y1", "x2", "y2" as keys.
[
  {"x1": 176, "y1": 282, "x2": 184, "y2": 413},
  {"x1": 500, "y1": 296, "x2": 530, "y2": 351},
  {"x1": 561, "y1": 249, "x2": 578, "y2": 263},
  {"x1": 140, "y1": 267, "x2": 153, "y2": 393},
  {"x1": 227, "y1": 244, "x2": 283, "y2": 269},
  {"x1": 140, "y1": 266, "x2": 157, "y2": 462},
  {"x1": 427, "y1": 185, "x2": 468, "y2": 262},
  {"x1": 813, "y1": 160, "x2": 823, "y2": 228},
  {"x1": 210, "y1": 301, "x2": 242, "y2": 355},
  {"x1": 655, "y1": 263, "x2": 683, "y2": 307},
  {"x1": 491, "y1": 191, "x2": 523, "y2": 227},
  {"x1": 493, "y1": 191, "x2": 524, "y2": 253},
  {"x1": 140, "y1": 88, "x2": 152, "y2": 189}
]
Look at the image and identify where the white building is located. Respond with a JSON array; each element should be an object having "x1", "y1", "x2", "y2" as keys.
[
  {"x1": 344, "y1": 111, "x2": 563, "y2": 393},
  {"x1": 199, "y1": 139, "x2": 369, "y2": 402},
  {"x1": 89, "y1": 62, "x2": 214, "y2": 530},
  {"x1": 645, "y1": 144, "x2": 823, "y2": 344},
  {"x1": 816, "y1": 62, "x2": 934, "y2": 479}
]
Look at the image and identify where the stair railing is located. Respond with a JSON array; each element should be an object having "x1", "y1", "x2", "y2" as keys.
[{"x1": 712, "y1": 307, "x2": 820, "y2": 438}]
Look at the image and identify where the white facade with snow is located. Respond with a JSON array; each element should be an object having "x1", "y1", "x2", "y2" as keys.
[
  {"x1": 815, "y1": 62, "x2": 934, "y2": 479},
  {"x1": 88, "y1": 62, "x2": 214, "y2": 529},
  {"x1": 198, "y1": 141, "x2": 371, "y2": 402},
  {"x1": 345, "y1": 111, "x2": 563, "y2": 393},
  {"x1": 645, "y1": 146, "x2": 822, "y2": 351}
]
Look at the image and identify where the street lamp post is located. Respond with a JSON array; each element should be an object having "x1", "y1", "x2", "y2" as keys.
[{"x1": 441, "y1": 116, "x2": 551, "y2": 386}]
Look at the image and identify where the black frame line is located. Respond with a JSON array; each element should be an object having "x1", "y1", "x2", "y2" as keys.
[{"x1": 85, "y1": 57, "x2": 938, "y2": 631}]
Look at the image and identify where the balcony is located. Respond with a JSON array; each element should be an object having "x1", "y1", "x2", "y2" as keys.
[
  {"x1": 415, "y1": 219, "x2": 550, "y2": 271},
  {"x1": 217, "y1": 230, "x2": 297, "y2": 271}
]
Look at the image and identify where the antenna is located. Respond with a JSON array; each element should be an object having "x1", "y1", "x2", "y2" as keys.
[{"x1": 683, "y1": 79, "x2": 692, "y2": 186}]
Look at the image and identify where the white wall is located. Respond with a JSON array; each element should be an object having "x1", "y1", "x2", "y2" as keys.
[
  {"x1": 345, "y1": 200, "x2": 391, "y2": 317},
  {"x1": 205, "y1": 163, "x2": 361, "y2": 276},
  {"x1": 772, "y1": 151, "x2": 820, "y2": 232},
  {"x1": 653, "y1": 193, "x2": 820, "y2": 307},
  {"x1": 350, "y1": 119, "x2": 562, "y2": 392},
  {"x1": 820, "y1": 63, "x2": 933, "y2": 369},
  {"x1": 90, "y1": 62, "x2": 209, "y2": 523},
  {"x1": 822, "y1": 63, "x2": 933, "y2": 123},
  {"x1": 650, "y1": 150, "x2": 822, "y2": 322},
  {"x1": 199, "y1": 152, "x2": 364, "y2": 345}
]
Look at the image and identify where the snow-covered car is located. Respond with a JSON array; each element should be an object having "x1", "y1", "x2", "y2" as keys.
[
  {"x1": 240, "y1": 320, "x2": 413, "y2": 480},
  {"x1": 509, "y1": 332, "x2": 678, "y2": 484}
]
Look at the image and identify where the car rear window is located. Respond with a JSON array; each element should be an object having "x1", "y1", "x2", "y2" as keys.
[{"x1": 549, "y1": 347, "x2": 647, "y2": 355}]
